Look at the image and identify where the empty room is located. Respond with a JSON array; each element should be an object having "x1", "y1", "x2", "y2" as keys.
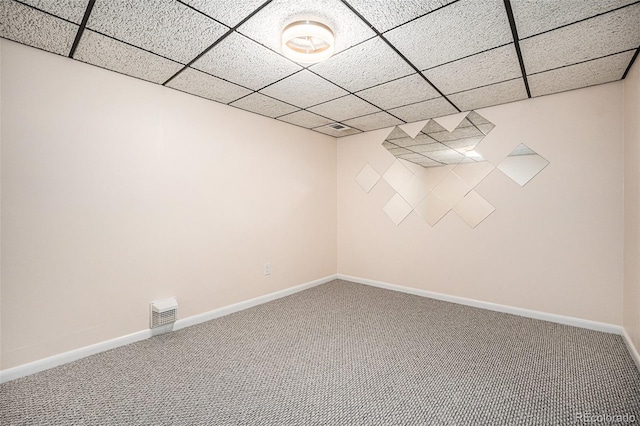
[{"x1": 1, "y1": 0, "x2": 640, "y2": 424}]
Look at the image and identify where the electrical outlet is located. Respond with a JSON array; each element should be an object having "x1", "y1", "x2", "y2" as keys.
[{"x1": 264, "y1": 263, "x2": 271, "y2": 276}]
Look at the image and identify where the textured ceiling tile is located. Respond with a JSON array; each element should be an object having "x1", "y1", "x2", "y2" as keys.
[
  {"x1": 448, "y1": 79, "x2": 527, "y2": 111},
  {"x1": 512, "y1": 0, "x2": 637, "y2": 39},
  {"x1": 277, "y1": 110, "x2": 333, "y2": 129},
  {"x1": 356, "y1": 74, "x2": 441, "y2": 110},
  {"x1": 346, "y1": 0, "x2": 457, "y2": 33},
  {"x1": 528, "y1": 51, "x2": 635, "y2": 97},
  {"x1": 307, "y1": 95, "x2": 380, "y2": 122},
  {"x1": 230, "y1": 93, "x2": 299, "y2": 118},
  {"x1": 520, "y1": 4, "x2": 640, "y2": 74},
  {"x1": 237, "y1": 0, "x2": 375, "y2": 58},
  {"x1": 384, "y1": 0, "x2": 513, "y2": 70},
  {"x1": 343, "y1": 112, "x2": 404, "y2": 132},
  {"x1": 422, "y1": 44, "x2": 522, "y2": 95},
  {"x1": 309, "y1": 37, "x2": 414, "y2": 92},
  {"x1": 166, "y1": 67, "x2": 252, "y2": 104},
  {"x1": 387, "y1": 98, "x2": 458, "y2": 123},
  {"x1": 192, "y1": 32, "x2": 302, "y2": 91},
  {"x1": 74, "y1": 30, "x2": 185, "y2": 84},
  {"x1": 87, "y1": 0, "x2": 229, "y2": 64},
  {"x1": 181, "y1": 0, "x2": 266, "y2": 27},
  {"x1": 260, "y1": 70, "x2": 348, "y2": 108},
  {"x1": 19, "y1": 0, "x2": 89, "y2": 24},
  {"x1": 0, "y1": 1, "x2": 77, "y2": 55},
  {"x1": 313, "y1": 125, "x2": 362, "y2": 137}
]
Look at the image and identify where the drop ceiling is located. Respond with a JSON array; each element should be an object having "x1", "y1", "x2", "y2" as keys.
[{"x1": 1, "y1": 0, "x2": 639, "y2": 137}]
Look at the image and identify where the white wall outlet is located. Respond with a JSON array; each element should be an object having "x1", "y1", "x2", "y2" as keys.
[{"x1": 264, "y1": 263, "x2": 271, "y2": 276}]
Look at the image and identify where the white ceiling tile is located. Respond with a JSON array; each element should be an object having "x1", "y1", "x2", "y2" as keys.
[
  {"x1": 520, "y1": 4, "x2": 640, "y2": 74},
  {"x1": 236, "y1": 0, "x2": 375, "y2": 58},
  {"x1": 432, "y1": 112, "x2": 468, "y2": 133},
  {"x1": 356, "y1": 74, "x2": 441, "y2": 110},
  {"x1": 0, "y1": 1, "x2": 77, "y2": 56},
  {"x1": 74, "y1": 30, "x2": 183, "y2": 84},
  {"x1": 512, "y1": 0, "x2": 637, "y2": 39},
  {"x1": 181, "y1": 0, "x2": 266, "y2": 27},
  {"x1": 528, "y1": 51, "x2": 635, "y2": 97},
  {"x1": 19, "y1": 0, "x2": 89, "y2": 24},
  {"x1": 260, "y1": 70, "x2": 348, "y2": 108},
  {"x1": 307, "y1": 95, "x2": 380, "y2": 122},
  {"x1": 343, "y1": 112, "x2": 404, "y2": 132},
  {"x1": 192, "y1": 32, "x2": 302, "y2": 91},
  {"x1": 277, "y1": 110, "x2": 333, "y2": 129},
  {"x1": 383, "y1": 194, "x2": 414, "y2": 226},
  {"x1": 422, "y1": 44, "x2": 522, "y2": 95},
  {"x1": 87, "y1": 0, "x2": 229, "y2": 64},
  {"x1": 415, "y1": 191, "x2": 451, "y2": 226},
  {"x1": 384, "y1": 0, "x2": 513, "y2": 70},
  {"x1": 166, "y1": 67, "x2": 252, "y2": 104},
  {"x1": 399, "y1": 120, "x2": 430, "y2": 138},
  {"x1": 313, "y1": 125, "x2": 361, "y2": 137},
  {"x1": 346, "y1": 0, "x2": 457, "y2": 33},
  {"x1": 387, "y1": 98, "x2": 458, "y2": 123},
  {"x1": 309, "y1": 37, "x2": 414, "y2": 92},
  {"x1": 453, "y1": 191, "x2": 495, "y2": 228},
  {"x1": 383, "y1": 160, "x2": 414, "y2": 192},
  {"x1": 230, "y1": 93, "x2": 299, "y2": 118},
  {"x1": 448, "y1": 79, "x2": 527, "y2": 111},
  {"x1": 356, "y1": 164, "x2": 382, "y2": 193}
]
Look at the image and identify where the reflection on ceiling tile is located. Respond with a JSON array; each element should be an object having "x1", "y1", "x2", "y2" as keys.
[
  {"x1": 309, "y1": 37, "x2": 414, "y2": 92},
  {"x1": 415, "y1": 191, "x2": 450, "y2": 226},
  {"x1": 511, "y1": 0, "x2": 637, "y2": 39},
  {"x1": 0, "y1": 1, "x2": 77, "y2": 56},
  {"x1": 192, "y1": 32, "x2": 302, "y2": 91},
  {"x1": 20, "y1": 0, "x2": 89, "y2": 24},
  {"x1": 307, "y1": 95, "x2": 380, "y2": 122},
  {"x1": 449, "y1": 79, "x2": 527, "y2": 111},
  {"x1": 277, "y1": 110, "x2": 333, "y2": 129},
  {"x1": 237, "y1": 0, "x2": 375, "y2": 57},
  {"x1": 343, "y1": 112, "x2": 404, "y2": 132},
  {"x1": 383, "y1": 193, "x2": 414, "y2": 225},
  {"x1": 355, "y1": 164, "x2": 381, "y2": 193},
  {"x1": 384, "y1": 0, "x2": 513, "y2": 70},
  {"x1": 313, "y1": 125, "x2": 361, "y2": 137},
  {"x1": 355, "y1": 74, "x2": 441, "y2": 110},
  {"x1": 260, "y1": 70, "x2": 348, "y2": 108},
  {"x1": 520, "y1": 4, "x2": 640, "y2": 75},
  {"x1": 453, "y1": 191, "x2": 495, "y2": 228},
  {"x1": 387, "y1": 98, "x2": 458, "y2": 123},
  {"x1": 230, "y1": 93, "x2": 299, "y2": 118},
  {"x1": 347, "y1": 0, "x2": 457, "y2": 33},
  {"x1": 528, "y1": 50, "x2": 635, "y2": 97},
  {"x1": 498, "y1": 144, "x2": 549, "y2": 186},
  {"x1": 181, "y1": 0, "x2": 266, "y2": 27},
  {"x1": 87, "y1": 0, "x2": 228, "y2": 64},
  {"x1": 75, "y1": 30, "x2": 183, "y2": 84},
  {"x1": 166, "y1": 67, "x2": 252, "y2": 104},
  {"x1": 422, "y1": 44, "x2": 522, "y2": 95}
]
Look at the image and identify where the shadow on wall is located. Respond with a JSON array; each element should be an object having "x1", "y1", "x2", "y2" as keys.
[{"x1": 355, "y1": 111, "x2": 550, "y2": 228}]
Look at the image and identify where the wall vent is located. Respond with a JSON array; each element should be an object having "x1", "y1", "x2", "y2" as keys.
[
  {"x1": 150, "y1": 297, "x2": 178, "y2": 329},
  {"x1": 328, "y1": 123, "x2": 350, "y2": 131}
]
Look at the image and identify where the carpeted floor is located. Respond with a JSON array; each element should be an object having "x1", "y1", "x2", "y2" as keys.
[{"x1": 1, "y1": 280, "x2": 639, "y2": 425}]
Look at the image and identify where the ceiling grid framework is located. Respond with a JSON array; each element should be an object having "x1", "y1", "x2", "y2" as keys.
[{"x1": 0, "y1": 0, "x2": 639, "y2": 137}]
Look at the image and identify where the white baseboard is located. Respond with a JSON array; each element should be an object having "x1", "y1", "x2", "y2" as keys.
[
  {"x1": 622, "y1": 329, "x2": 640, "y2": 371},
  {"x1": 337, "y1": 274, "x2": 624, "y2": 335},
  {"x1": 0, "y1": 274, "x2": 337, "y2": 384}
]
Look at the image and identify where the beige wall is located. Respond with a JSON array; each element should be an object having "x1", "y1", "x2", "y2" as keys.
[
  {"x1": 338, "y1": 82, "x2": 625, "y2": 325},
  {"x1": 624, "y1": 58, "x2": 640, "y2": 353},
  {"x1": 0, "y1": 40, "x2": 337, "y2": 369}
]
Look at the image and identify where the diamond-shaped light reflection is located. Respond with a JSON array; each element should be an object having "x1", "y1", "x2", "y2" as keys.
[{"x1": 497, "y1": 143, "x2": 549, "y2": 186}]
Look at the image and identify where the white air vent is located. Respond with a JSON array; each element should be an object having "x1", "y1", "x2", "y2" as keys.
[
  {"x1": 150, "y1": 297, "x2": 178, "y2": 329},
  {"x1": 328, "y1": 123, "x2": 350, "y2": 131}
]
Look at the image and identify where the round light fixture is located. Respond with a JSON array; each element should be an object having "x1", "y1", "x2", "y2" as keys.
[{"x1": 281, "y1": 20, "x2": 334, "y2": 64}]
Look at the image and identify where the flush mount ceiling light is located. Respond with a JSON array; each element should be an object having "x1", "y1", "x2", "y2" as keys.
[{"x1": 281, "y1": 20, "x2": 334, "y2": 64}]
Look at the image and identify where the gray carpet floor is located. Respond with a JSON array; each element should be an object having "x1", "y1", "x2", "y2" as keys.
[{"x1": 1, "y1": 280, "x2": 639, "y2": 425}]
